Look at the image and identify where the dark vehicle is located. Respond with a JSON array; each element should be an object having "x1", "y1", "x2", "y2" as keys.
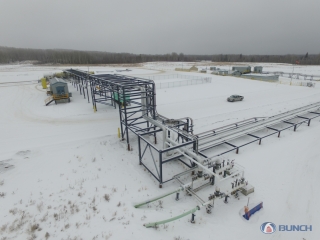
[{"x1": 227, "y1": 95, "x2": 244, "y2": 102}]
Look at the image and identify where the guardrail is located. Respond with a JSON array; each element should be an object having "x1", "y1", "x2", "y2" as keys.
[
  {"x1": 145, "y1": 74, "x2": 208, "y2": 81},
  {"x1": 155, "y1": 78, "x2": 211, "y2": 89},
  {"x1": 146, "y1": 74, "x2": 212, "y2": 89},
  {"x1": 278, "y1": 79, "x2": 316, "y2": 87},
  {"x1": 264, "y1": 71, "x2": 320, "y2": 81}
]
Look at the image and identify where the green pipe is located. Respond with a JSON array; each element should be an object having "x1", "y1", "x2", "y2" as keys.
[
  {"x1": 134, "y1": 188, "x2": 182, "y2": 208},
  {"x1": 144, "y1": 206, "x2": 200, "y2": 228}
]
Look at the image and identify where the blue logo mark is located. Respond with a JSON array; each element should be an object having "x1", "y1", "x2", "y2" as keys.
[{"x1": 260, "y1": 222, "x2": 276, "y2": 234}]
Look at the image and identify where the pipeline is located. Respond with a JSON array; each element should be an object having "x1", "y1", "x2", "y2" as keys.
[
  {"x1": 141, "y1": 114, "x2": 223, "y2": 181},
  {"x1": 134, "y1": 188, "x2": 182, "y2": 208},
  {"x1": 165, "y1": 138, "x2": 221, "y2": 180},
  {"x1": 157, "y1": 112, "x2": 194, "y2": 134},
  {"x1": 144, "y1": 206, "x2": 200, "y2": 228}
]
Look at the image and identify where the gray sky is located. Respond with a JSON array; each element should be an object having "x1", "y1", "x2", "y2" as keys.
[{"x1": 0, "y1": 0, "x2": 319, "y2": 54}]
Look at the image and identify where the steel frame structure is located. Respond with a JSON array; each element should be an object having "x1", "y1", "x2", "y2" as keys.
[
  {"x1": 195, "y1": 109, "x2": 320, "y2": 157},
  {"x1": 65, "y1": 69, "x2": 196, "y2": 187},
  {"x1": 137, "y1": 118, "x2": 196, "y2": 187},
  {"x1": 65, "y1": 69, "x2": 159, "y2": 150},
  {"x1": 64, "y1": 68, "x2": 320, "y2": 188}
]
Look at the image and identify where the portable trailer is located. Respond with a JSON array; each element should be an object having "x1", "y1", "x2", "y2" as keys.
[
  {"x1": 253, "y1": 66, "x2": 263, "y2": 73},
  {"x1": 45, "y1": 78, "x2": 72, "y2": 106},
  {"x1": 232, "y1": 66, "x2": 251, "y2": 74}
]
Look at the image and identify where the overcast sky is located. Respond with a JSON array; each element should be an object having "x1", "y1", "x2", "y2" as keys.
[{"x1": 0, "y1": 0, "x2": 319, "y2": 55}]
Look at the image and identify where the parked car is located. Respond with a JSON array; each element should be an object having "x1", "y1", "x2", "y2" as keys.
[{"x1": 227, "y1": 95, "x2": 244, "y2": 102}]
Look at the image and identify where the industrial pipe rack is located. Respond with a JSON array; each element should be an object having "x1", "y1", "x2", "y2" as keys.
[
  {"x1": 65, "y1": 69, "x2": 159, "y2": 150},
  {"x1": 196, "y1": 102, "x2": 320, "y2": 156},
  {"x1": 63, "y1": 69, "x2": 320, "y2": 227},
  {"x1": 65, "y1": 69, "x2": 195, "y2": 187},
  {"x1": 65, "y1": 69, "x2": 320, "y2": 187}
]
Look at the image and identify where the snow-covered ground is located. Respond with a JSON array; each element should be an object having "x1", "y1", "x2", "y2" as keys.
[{"x1": 0, "y1": 63, "x2": 320, "y2": 240}]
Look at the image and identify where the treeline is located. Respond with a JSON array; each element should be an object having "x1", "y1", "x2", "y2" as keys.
[
  {"x1": 0, "y1": 46, "x2": 319, "y2": 65},
  {"x1": 0, "y1": 47, "x2": 204, "y2": 64},
  {"x1": 211, "y1": 53, "x2": 320, "y2": 65}
]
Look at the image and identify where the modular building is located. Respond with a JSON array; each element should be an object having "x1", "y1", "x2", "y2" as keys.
[
  {"x1": 253, "y1": 66, "x2": 263, "y2": 73},
  {"x1": 212, "y1": 69, "x2": 228, "y2": 76},
  {"x1": 240, "y1": 73, "x2": 279, "y2": 82},
  {"x1": 230, "y1": 70, "x2": 242, "y2": 76},
  {"x1": 48, "y1": 78, "x2": 71, "y2": 103},
  {"x1": 232, "y1": 66, "x2": 251, "y2": 74},
  {"x1": 189, "y1": 66, "x2": 198, "y2": 71},
  {"x1": 175, "y1": 66, "x2": 198, "y2": 72},
  {"x1": 218, "y1": 70, "x2": 228, "y2": 76}
]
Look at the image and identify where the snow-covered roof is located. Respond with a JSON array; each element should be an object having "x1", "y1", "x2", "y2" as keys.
[
  {"x1": 245, "y1": 73, "x2": 277, "y2": 77},
  {"x1": 232, "y1": 65, "x2": 251, "y2": 68},
  {"x1": 49, "y1": 78, "x2": 67, "y2": 85}
]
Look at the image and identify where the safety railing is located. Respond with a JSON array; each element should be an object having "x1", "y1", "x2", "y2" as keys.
[{"x1": 155, "y1": 78, "x2": 211, "y2": 89}]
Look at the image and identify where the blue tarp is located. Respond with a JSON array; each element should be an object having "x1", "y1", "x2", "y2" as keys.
[{"x1": 243, "y1": 202, "x2": 263, "y2": 220}]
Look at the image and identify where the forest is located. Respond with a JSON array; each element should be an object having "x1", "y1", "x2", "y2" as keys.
[{"x1": 0, "y1": 46, "x2": 319, "y2": 65}]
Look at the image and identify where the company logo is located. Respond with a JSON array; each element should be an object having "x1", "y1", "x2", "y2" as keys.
[
  {"x1": 260, "y1": 222, "x2": 312, "y2": 233},
  {"x1": 279, "y1": 225, "x2": 312, "y2": 231},
  {"x1": 260, "y1": 222, "x2": 276, "y2": 234}
]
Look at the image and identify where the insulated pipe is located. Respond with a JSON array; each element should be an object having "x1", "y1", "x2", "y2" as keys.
[
  {"x1": 134, "y1": 187, "x2": 183, "y2": 208},
  {"x1": 144, "y1": 206, "x2": 200, "y2": 228},
  {"x1": 144, "y1": 115, "x2": 190, "y2": 150},
  {"x1": 143, "y1": 188, "x2": 229, "y2": 228},
  {"x1": 141, "y1": 92, "x2": 166, "y2": 149},
  {"x1": 196, "y1": 117, "x2": 265, "y2": 137},
  {"x1": 135, "y1": 174, "x2": 210, "y2": 210},
  {"x1": 165, "y1": 140, "x2": 221, "y2": 180},
  {"x1": 198, "y1": 103, "x2": 320, "y2": 148},
  {"x1": 165, "y1": 138, "x2": 201, "y2": 162},
  {"x1": 143, "y1": 103, "x2": 220, "y2": 180},
  {"x1": 143, "y1": 114, "x2": 221, "y2": 180},
  {"x1": 147, "y1": 114, "x2": 197, "y2": 144},
  {"x1": 157, "y1": 113, "x2": 194, "y2": 134}
]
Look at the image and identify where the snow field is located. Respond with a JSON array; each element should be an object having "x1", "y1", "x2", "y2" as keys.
[{"x1": 0, "y1": 63, "x2": 320, "y2": 239}]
